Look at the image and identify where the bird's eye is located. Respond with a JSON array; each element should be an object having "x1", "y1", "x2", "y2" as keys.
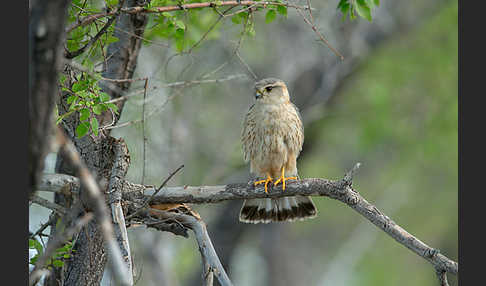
[{"x1": 265, "y1": 86, "x2": 273, "y2": 92}]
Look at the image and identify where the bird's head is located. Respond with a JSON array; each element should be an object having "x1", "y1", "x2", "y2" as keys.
[{"x1": 254, "y1": 78, "x2": 290, "y2": 104}]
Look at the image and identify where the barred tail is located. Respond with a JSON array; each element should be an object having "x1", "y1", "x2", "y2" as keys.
[{"x1": 239, "y1": 196, "x2": 317, "y2": 224}]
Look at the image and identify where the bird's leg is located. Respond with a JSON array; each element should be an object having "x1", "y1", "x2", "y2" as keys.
[
  {"x1": 273, "y1": 166, "x2": 297, "y2": 191},
  {"x1": 254, "y1": 174, "x2": 273, "y2": 193}
]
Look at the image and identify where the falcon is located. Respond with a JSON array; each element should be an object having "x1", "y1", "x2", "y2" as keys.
[{"x1": 239, "y1": 78, "x2": 317, "y2": 223}]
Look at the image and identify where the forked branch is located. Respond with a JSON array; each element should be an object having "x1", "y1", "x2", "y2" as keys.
[
  {"x1": 38, "y1": 163, "x2": 458, "y2": 284},
  {"x1": 124, "y1": 163, "x2": 458, "y2": 283}
]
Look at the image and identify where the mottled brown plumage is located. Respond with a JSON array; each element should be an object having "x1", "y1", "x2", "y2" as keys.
[{"x1": 239, "y1": 78, "x2": 317, "y2": 223}]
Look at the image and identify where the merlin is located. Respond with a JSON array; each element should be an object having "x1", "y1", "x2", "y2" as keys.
[{"x1": 239, "y1": 78, "x2": 317, "y2": 223}]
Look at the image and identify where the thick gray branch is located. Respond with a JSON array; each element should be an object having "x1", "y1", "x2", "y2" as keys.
[
  {"x1": 39, "y1": 166, "x2": 458, "y2": 278},
  {"x1": 123, "y1": 167, "x2": 458, "y2": 277}
]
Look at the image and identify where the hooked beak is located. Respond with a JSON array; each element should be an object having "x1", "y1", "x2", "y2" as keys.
[{"x1": 255, "y1": 89, "x2": 263, "y2": 99}]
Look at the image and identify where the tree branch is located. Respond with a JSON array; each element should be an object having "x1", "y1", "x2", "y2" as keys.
[
  {"x1": 38, "y1": 163, "x2": 458, "y2": 280},
  {"x1": 38, "y1": 173, "x2": 80, "y2": 196},
  {"x1": 295, "y1": 0, "x2": 344, "y2": 60},
  {"x1": 123, "y1": 163, "x2": 458, "y2": 278},
  {"x1": 30, "y1": 195, "x2": 67, "y2": 215},
  {"x1": 106, "y1": 139, "x2": 134, "y2": 285},
  {"x1": 146, "y1": 209, "x2": 233, "y2": 286},
  {"x1": 67, "y1": 0, "x2": 313, "y2": 33}
]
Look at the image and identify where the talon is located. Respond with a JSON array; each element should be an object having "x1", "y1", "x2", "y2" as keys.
[
  {"x1": 273, "y1": 167, "x2": 297, "y2": 191},
  {"x1": 254, "y1": 174, "x2": 273, "y2": 193}
]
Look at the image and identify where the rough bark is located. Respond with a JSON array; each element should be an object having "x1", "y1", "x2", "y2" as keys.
[
  {"x1": 48, "y1": 1, "x2": 149, "y2": 285},
  {"x1": 28, "y1": 0, "x2": 69, "y2": 199}
]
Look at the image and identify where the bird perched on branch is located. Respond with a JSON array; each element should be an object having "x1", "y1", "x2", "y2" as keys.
[{"x1": 239, "y1": 78, "x2": 317, "y2": 223}]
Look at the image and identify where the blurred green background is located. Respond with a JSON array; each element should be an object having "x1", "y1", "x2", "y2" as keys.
[
  {"x1": 121, "y1": 1, "x2": 458, "y2": 286},
  {"x1": 30, "y1": 0, "x2": 458, "y2": 285}
]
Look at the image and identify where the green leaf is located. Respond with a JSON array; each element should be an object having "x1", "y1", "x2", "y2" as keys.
[
  {"x1": 30, "y1": 255, "x2": 38, "y2": 265},
  {"x1": 52, "y1": 260, "x2": 64, "y2": 268},
  {"x1": 92, "y1": 104, "x2": 103, "y2": 115},
  {"x1": 72, "y1": 82, "x2": 86, "y2": 92},
  {"x1": 29, "y1": 239, "x2": 43, "y2": 256},
  {"x1": 175, "y1": 20, "x2": 186, "y2": 30},
  {"x1": 76, "y1": 122, "x2": 90, "y2": 138},
  {"x1": 175, "y1": 28, "x2": 185, "y2": 39},
  {"x1": 277, "y1": 5, "x2": 287, "y2": 16},
  {"x1": 99, "y1": 92, "x2": 110, "y2": 102},
  {"x1": 337, "y1": 0, "x2": 348, "y2": 9},
  {"x1": 355, "y1": 0, "x2": 372, "y2": 21},
  {"x1": 79, "y1": 108, "x2": 91, "y2": 121},
  {"x1": 106, "y1": 103, "x2": 119, "y2": 114},
  {"x1": 175, "y1": 37, "x2": 185, "y2": 52},
  {"x1": 91, "y1": 117, "x2": 99, "y2": 136},
  {"x1": 373, "y1": 0, "x2": 380, "y2": 5},
  {"x1": 78, "y1": 90, "x2": 90, "y2": 98},
  {"x1": 66, "y1": 95, "x2": 78, "y2": 104},
  {"x1": 265, "y1": 9, "x2": 277, "y2": 24},
  {"x1": 340, "y1": 3, "x2": 350, "y2": 20},
  {"x1": 106, "y1": 35, "x2": 119, "y2": 45}
]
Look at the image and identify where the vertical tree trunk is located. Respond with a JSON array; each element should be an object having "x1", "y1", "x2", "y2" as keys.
[
  {"x1": 48, "y1": 1, "x2": 150, "y2": 285},
  {"x1": 28, "y1": 0, "x2": 69, "y2": 199}
]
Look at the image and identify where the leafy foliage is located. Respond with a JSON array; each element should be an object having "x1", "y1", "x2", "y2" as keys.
[
  {"x1": 58, "y1": 74, "x2": 118, "y2": 138},
  {"x1": 337, "y1": 0, "x2": 379, "y2": 21},
  {"x1": 29, "y1": 239, "x2": 75, "y2": 269}
]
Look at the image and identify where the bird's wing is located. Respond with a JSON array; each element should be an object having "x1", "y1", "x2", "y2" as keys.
[
  {"x1": 241, "y1": 104, "x2": 256, "y2": 163},
  {"x1": 291, "y1": 103, "x2": 304, "y2": 153}
]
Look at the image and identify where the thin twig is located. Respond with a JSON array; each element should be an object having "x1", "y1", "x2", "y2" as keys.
[
  {"x1": 65, "y1": 10, "x2": 119, "y2": 59},
  {"x1": 186, "y1": 6, "x2": 235, "y2": 54},
  {"x1": 66, "y1": 1, "x2": 313, "y2": 33},
  {"x1": 141, "y1": 78, "x2": 149, "y2": 185},
  {"x1": 234, "y1": 12, "x2": 258, "y2": 80},
  {"x1": 236, "y1": 50, "x2": 258, "y2": 80},
  {"x1": 199, "y1": 11, "x2": 254, "y2": 80},
  {"x1": 103, "y1": 73, "x2": 247, "y2": 104},
  {"x1": 123, "y1": 1, "x2": 311, "y2": 14},
  {"x1": 30, "y1": 213, "x2": 57, "y2": 240},
  {"x1": 30, "y1": 195, "x2": 67, "y2": 215},
  {"x1": 102, "y1": 74, "x2": 248, "y2": 130},
  {"x1": 295, "y1": 0, "x2": 344, "y2": 60},
  {"x1": 125, "y1": 164, "x2": 184, "y2": 220}
]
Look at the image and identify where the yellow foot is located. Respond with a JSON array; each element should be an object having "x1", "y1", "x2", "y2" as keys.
[
  {"x1": 273, "y1": 167, "x2": 297, "y2": 191},
  {"x1": 254, "y1": 174, "x2": 273, "y2": 193}
]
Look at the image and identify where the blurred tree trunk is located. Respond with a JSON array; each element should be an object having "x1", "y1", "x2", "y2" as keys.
[{"x1": 28, "y1": 0, "x2": 69, "y2": 199}]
